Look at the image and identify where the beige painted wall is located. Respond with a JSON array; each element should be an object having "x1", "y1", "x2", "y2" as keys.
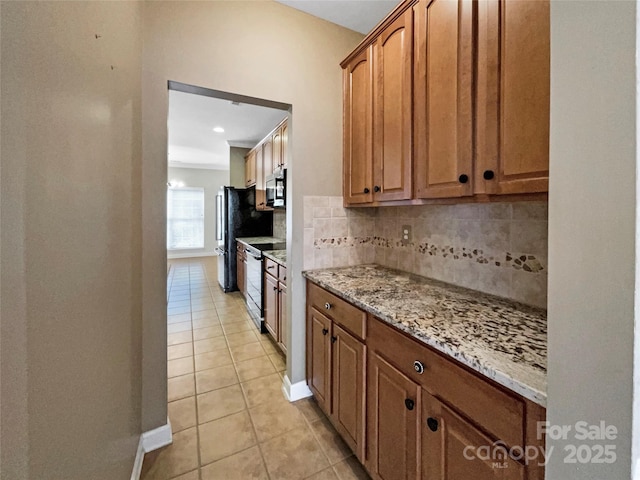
[
  {"x1": 1, "y1": 2, "x2": 143, "y2": 478},
  {"x1": 548, "y1": 1, "x2": 636, "y2": 478},
  {"x1": 141, "y1": 0, "x2": 363, "y2": 423},
  {"x1": 230, "y1": 146, "x2": 249, "y2": 188},
  {"x1": 167, "y1": 167, "x2": 229, "y2": 257}
]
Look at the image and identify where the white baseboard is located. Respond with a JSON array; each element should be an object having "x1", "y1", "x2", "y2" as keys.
[
  {"x1": 167, "y1": 251, "x2": 216, "y2": 259},
  {"x1": 282, "y1": 374, "x2": 313, "y2": 402},
  {"x1": 130, "y1": 419, "x2": 173, "y2": 480},
  {"x1": 142, "y1": 420, "x2": 173, "y2": 451}
]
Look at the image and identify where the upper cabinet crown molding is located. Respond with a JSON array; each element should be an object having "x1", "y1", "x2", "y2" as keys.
[{"x1": 341, "y1": 0, "x2": 550, "y2": 207}]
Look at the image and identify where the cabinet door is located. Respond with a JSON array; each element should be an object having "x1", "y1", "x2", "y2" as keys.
[
  {"x1": 263, "y1": 137, "x2": 274, "y2": 178},
  {"x1": 372, "y1": 8, "x2": 413, "y2": 201},
  {"x1": 414, "y1": 0, "x2": 474, "y2": 199},
  {"x1": 236, "y1": 252, "x2": 244, "y2": 295},
  {"x1": 272, "y1": 127, "x2": 282, "y2": 171},
  {"x1": 255, "y1": 145, "x2": 268, "y2": 210},
  {"x1": 422, "y1": 391, "x2": 524, "y2": 480},
  {"x1": 476, "y1": 0, "x2": 549, "y2": 195},
  {"x1": 281, "y1": 120, "x2": 289, "y2": 169},
  {"x1": 308, "y1": 307, "x2": 332, "y2": 413},
  {"x1": 245, "y1": 150, "x2": 256, "y2": 187},
  {"x1": 264, "y1": 273, "x2": 279, "y2": 340},
  {"x1": 343, "y1": 46, "x2": 374, "y2": 205},
  {"x1": 367, "y1": 351, "x2": 420, "y2": 480},
  {"x1": 278, "y1": 282, "x2": 287, "y2": 354},
  {"x1": 332, "y1": 324, "x2": 366, "y2": 461}
]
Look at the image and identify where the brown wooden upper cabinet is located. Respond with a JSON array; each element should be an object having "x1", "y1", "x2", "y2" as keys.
[
  {"x1": 342, "y1": 8, "x2": 413, "y2": 205},
  {"x1": 475, "y1": 0, "x2": 550, "y2": 195},
  {"x1": 373, "y1": 7, "x2": 414, "y2": 202},
  {"x1": 255, "y1": 145, "x2": 268, "y2": 210},
  {"x1": 271, "y1": 118, "x2": 289, "y2": 171},
  {"x1": 414, "y1": 0, "x2": 474, "y2": 199},
  {"x1": 245, "y1": 149, "x2": 257, "y2": 187},
  {"x1": 244, "y1": 118, "x2": 288, "y2": 209},
  {"x1": 280, "y1": 120, "x2": 289, "y2": 169},
  {"x1": 343, "y1": 46, "x2": 373, "y2": 205},
  {"x1": 341, "y1": 0, "x2": 549, "y2": 205},
  {"x1": 262, "y1": 136, "x2": 274, "y2": 180}
]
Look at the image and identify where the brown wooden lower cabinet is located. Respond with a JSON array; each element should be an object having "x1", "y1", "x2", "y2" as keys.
[
  {"x1": 306, "y1": 281, "x2": 546, "y2": 480},
  {"x1": 264, "y1": 261, "x2": 288, "y2": 354},
  {"x1": 264, "y1": 272, "x2": 279, "y2": 339},
  {"x1": 332, "y1": 324, "x2": 365, "y2": 459},
  {"x1": 308, "y1": 307, "x2": 332, "y2": 413},
  {"x1": 236, "y1": 247, "x2": 246, "y2": 296},
  {"x1": 278, "y1": 283, "x2": 287, "y2": 353},
  {"x1": 366, "y1": 351, "x2": 420, "y2": 480},
  {"x1": 422, "y1": 390, "x2": 524, "y2": 480},
  {"x1": 306, "y1": 283, "x2": 367, "y2": 461}
]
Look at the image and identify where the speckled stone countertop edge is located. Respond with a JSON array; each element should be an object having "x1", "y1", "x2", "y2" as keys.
[
  {"x1": 236, "y1": 236, "x2": 285, "y2": 246},
  {"x1": 302, "y1": 268, "x2": 547, "y2": 407},
  {"x1": 263, "y1": 250, "x2": 286, "y2": 265}
]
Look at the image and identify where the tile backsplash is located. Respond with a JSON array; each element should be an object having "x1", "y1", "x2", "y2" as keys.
[
  {"x1": 303, "y1": 196, "x2": 548, "y2": 308},
  {"x1": 273, "y1": 209, "x2": 286, "y2": 239}
]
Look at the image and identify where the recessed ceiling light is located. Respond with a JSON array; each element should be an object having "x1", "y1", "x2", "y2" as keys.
[{"x1": 213, "y1": 127, "x2": 225, "y2": 133}]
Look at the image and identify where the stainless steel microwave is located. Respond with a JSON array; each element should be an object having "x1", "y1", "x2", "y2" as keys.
[{"x1": 266, "y1": 169, "x2": 286, "y2": 208}]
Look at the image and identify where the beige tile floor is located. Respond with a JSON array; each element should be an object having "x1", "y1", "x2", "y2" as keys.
[{"x1": 141, "y1": 257, "x2": 370, "y2": 480}]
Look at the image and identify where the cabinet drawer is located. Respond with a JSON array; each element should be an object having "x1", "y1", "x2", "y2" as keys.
[
  {"x1": 368, "y1": 316, "x2": 524, "y2": 448},
  {"x1": 307, "y1": 282, "x2": 366, "y2": 340},
  {"x1": 278, "y1": 265, "x2": 287, "y2": 282},
  {"x1": 264, "y1": 258, "x2": 278, "y2": 276}
]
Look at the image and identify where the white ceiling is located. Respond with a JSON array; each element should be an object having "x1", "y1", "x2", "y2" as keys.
[
  {"x1": 168, "y1": 90, "x2": 288, "y2": 170},
  {"x1": 168, "y1": 2, "x2": 397, "y2": 170},
  {"x1": 276, "y1": 0, "x2": 400, "y2": 34}
]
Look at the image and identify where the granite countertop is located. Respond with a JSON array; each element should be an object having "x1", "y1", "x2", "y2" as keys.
[
  {"x1": 236, "y1": 236, "x2": 285, "y2": 246},
  {"x1": 263, "y1": 250, "x2": 286, "y2": 265},
  {"x1": 303, "y1": 264, "x2": 547, "y2": 406}
]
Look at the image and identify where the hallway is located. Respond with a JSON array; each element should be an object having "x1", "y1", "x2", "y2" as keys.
[{"x1": 141, "y1": 257, "x2": 369, "y2": 480}]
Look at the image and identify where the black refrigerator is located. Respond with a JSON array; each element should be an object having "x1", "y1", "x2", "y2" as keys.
[{"x1": 216, "y1": 186, "x2": 273, "y2": 292}]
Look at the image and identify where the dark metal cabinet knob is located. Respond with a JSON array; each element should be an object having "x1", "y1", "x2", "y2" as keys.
[
  {"x1": 363, "y1": 188, "x2": 370, "y2": 194},
  {"x1": 405, "y1": 398, "x2": 415, "y2": 411},
  {"x1": 322, "y1": 328, "x2": 328, "y2": 336},
  {"x1": 458, "y1": 174, "x2": 469, "y2": 184},
  {"x1": 331, "y1": 336, "x2": 337, "y2": 344},
  {"x1": 427, "y1": 417, "x2": 439, "y2": 432},
  {"x1": 483, "y1": 170, "x2": 495, "y2": 180},
  {"x1": 273, "y1": 286, "x2": 278, "y2": 291},
  {"x1": 413, "y1": 361, "x2": 425, "y2": 374},
  {"x1": 374, "y1": 185, "x2": 381, "y2": 193}
]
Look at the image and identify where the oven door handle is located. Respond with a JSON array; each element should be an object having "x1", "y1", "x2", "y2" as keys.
[{"x1": 248, "y1": 253, "x2": 262, "y2": 260}]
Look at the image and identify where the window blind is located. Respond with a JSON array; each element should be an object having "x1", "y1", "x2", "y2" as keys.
[{"x1": 167, "y1": 187, "x2": 205, "y2": 250}]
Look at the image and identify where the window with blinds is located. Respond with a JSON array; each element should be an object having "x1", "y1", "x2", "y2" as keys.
[{"x1": 167, "y1": 187, "x2": 205, "y2": 250}]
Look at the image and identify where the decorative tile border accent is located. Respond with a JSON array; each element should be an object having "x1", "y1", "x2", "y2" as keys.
[{"x1": 313, "y1": 235, "x2": 545, "y2": 274}]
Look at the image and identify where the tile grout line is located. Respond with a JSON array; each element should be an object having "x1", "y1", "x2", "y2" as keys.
[
  {"x1": 210, "y1": 268, "x2": 272, "y2": 479},
  {"x1": 188, "y1": 264, "x2": 204, "y2": 480}
]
